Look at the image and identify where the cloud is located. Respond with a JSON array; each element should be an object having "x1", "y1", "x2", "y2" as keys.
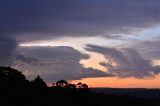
[
  {"x1": 15, "y1": 54, "x2": 38, "y2": 65},
  {"x1": 0, "y1": 0, "x2": 160, "y2": 42},
  {"x1": 85, "y1": 44, "x2": 160, "y2": 78},
  {"x1": 0, "y1": 35, "x2": 17, "y2": 65},
  {"x1": 103, "y1": 35, "x2": 123, "y2": 40},
  {"x1": 0, "y1": 0, "x2": 160, "y2": 81},
  {"x1": 12, "y1": 46, "x2": 108, "y2": 82},
  {"x1": 132, "y1": 39, "x2": 160, "y2": 60}
]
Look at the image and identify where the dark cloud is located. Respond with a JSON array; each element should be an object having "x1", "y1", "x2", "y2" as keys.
[
  {"x1": 0, "y1": 35, "x2": 17, "y2": 65},
  {"x1": 132, "y1": 39, "x2": 160, "y2": 59},
  {"x1": 16, "y1": 46, "x2": 89, "y2": 60},
  {"x1": 103, "y1": 35, "x2": 123, "y2": 40},
  {"x1": 85, "y1": 44, "x2": 160, "y2": 78},
  {"x1": 12, "y1": 46, "x2": 108, "y2": 82},
  {"x1": 15, "y1": 54, "x2": 38, "y2": 65},
  {"x1": 85, "y1": 45, "x2": 130, "y2": 66},
  {"x1": 0, "y1": 0, "x2": 160, "y2": 42},
  {"x1": 0, "y1": 0, "x2": 160, "y2": 81}
]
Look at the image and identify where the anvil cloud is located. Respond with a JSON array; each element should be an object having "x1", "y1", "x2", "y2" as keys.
[{"x1": 0, "y1": 0, "x2": 160, "y2": 81}]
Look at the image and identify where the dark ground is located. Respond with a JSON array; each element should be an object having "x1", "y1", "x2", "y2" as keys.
[{"x1": 0, "y1": 66, "x2": 160, "y2": 106}]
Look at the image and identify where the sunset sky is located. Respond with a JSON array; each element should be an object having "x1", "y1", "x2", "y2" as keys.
[{"x1": 1, "y1": 0, "x2": 160, "y2": 88}]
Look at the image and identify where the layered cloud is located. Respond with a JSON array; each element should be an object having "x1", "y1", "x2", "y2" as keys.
[
  {"x1": 0, "y1": 0, "x2": 160, "y2": 82},
  {"x1": 132, "y1": 39, "x2": 160, "y2": 60},
  {"x1": 85, "y1": 45, "x2": 160, "y2": 78},
  {"x1": 12, "y1": 46, "x2": 108, "y2": 82},
  {"x1": 0, "y1": 0, "x2": 160, "y2": 42}
]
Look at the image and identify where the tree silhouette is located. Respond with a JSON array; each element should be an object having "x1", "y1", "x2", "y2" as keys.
[
  {"x1": 31, "y1": 75, "x2": 47, "y2": 89},
  {"x1": 77, "y1": 82, "x2": 82, "y2": 88},
  {"x1": 76, "y1": 82, "x2": 89, "y2": 92},
  {"x1": 81, "y1": 84, "x2": 88, "y2": 89},
  {"x1": 56, "y1": 80, "x2": 68, "y2": 87},
  {"x1": 67, "y1": 84, "x2": 77, "y2": 89},
  {"x1": 52, "y1": 83, "x2": 55, "y2": 86},
  {"x1": 0, "y1": 66, "x2": 27, "y2": 88}
]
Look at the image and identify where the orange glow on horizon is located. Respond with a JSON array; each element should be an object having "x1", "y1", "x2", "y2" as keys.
[
  {"x1": 71, "y1": 75, "x2": 160, "y2": 88},
  {"x1": 79, "y1": 55, "x2": 160, "y2": 88}
]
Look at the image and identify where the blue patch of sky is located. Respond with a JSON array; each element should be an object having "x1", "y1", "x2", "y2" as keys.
[{"x1": 126, "y1": 26, "x2": 160, "y2": 41}]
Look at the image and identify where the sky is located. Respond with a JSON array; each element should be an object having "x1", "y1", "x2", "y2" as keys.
[{"x1": 1, "y1": 0, "x2": 160, "y2": 88}]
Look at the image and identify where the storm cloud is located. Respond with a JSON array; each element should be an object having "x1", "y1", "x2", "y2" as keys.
[
  {"x1": 0, "y1": 0, "x2": 160, "y2": 81},
  {"x1": 0, "y1": 0, "x2": 160, "y2": 42},
  {"x1": 12, "y1": 46, "x2": 108, "y2": 82},
  {"x1": 85, "y1": 45, "x2": 160, "y2": 78}
]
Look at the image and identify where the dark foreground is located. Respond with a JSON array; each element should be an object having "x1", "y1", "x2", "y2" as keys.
[
  {"x1": 3, "y1": 88, "x2": 160, "y2": 106},
  {"x1": 0, "y1": 66, "x2": 160, "y2": 106}
]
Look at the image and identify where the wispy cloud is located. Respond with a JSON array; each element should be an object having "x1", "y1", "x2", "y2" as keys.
[{"x1": 85, "y1": 44, "x2": 160, "y2": 78}]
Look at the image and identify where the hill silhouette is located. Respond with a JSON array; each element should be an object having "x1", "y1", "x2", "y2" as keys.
[{"x1": 0, "y1": 66, "x2": 159, "y2": 106}]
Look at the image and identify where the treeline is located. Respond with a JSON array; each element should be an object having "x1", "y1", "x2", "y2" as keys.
[
  {"x1": 0, "y1": 66, "x2": 158, "y2": 106},
  {"x1": 0, "y1": 66, "x2": 88, "y2": 90}
]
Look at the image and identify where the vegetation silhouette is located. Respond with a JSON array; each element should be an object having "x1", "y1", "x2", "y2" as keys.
[
  {"x1": 56, "y1": 79, "x2": 68, "y2": 87},
  {"x1": 0, "y1": 66, "x2": 159, "y2": 106}
]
